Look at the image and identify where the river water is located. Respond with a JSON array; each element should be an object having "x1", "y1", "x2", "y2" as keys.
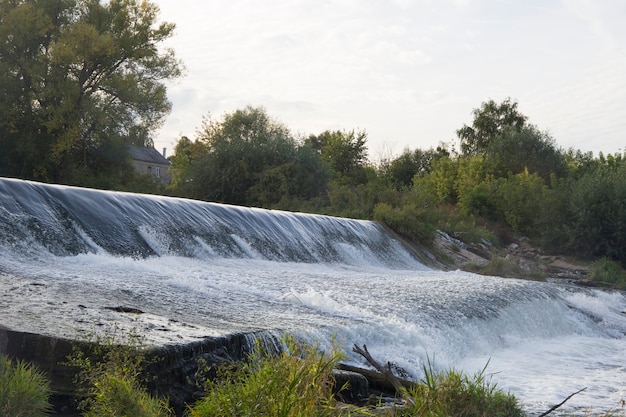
[{"x1": 0, "y1": 178, "x2": 624, "y2": 415}]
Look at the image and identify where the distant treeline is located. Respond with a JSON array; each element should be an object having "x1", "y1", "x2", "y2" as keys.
[{"x1": 164, "y1": 102, "x2": 626, "y2": 269}]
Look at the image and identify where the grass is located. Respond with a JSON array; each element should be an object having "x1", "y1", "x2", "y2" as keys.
[
  {"x1": 396, "y1": 360, "x2": 524, "y2": 417},
  {"x1": 0, "y1": 354, "x2": 53, "y2": 417},
  {"x1": 588, "y1": 257, "x2": 626, "y2": 289},
  {"x1": 66, "y1": 330, "x2": 172, "y2": 417},
  {"x1": 188, "y1": 336, "x2": 348, "y2": 417}
]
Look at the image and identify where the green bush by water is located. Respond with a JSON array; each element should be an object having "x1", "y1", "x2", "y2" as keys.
[
  {"x1": 398, "y1": 361, "x2": 524, "y2": 417},
  {"x1": 188, "y1": 337, "x2": 346, "y2": 417},
  {"x1": 67, "y1": 332, "x2": 172, "y2": 417},
  {"x1": 0, "y1": 354, "x2": 53, "y2": 417}
]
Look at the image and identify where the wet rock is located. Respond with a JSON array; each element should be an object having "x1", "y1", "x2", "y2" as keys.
[
  {"x1": 333, "y1": 369, "x2": 369, "y2": 403},
  {"x1": 104, "y1": 306, "x2": 145, "y2": 314}
]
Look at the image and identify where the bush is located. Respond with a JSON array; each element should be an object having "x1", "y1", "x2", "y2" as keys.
[
  {"x1": 188, "y1": 337, "x2": 345, "y2": 417},
  {"x1": 588, "y1": 258, "x2": 626, "y2": 288},
  {"x1": 373, "y1": 203, "x2": 438, "y2": 244},
  {"x1": 82, "y1": 373, "x2": 172, "y2": 417},
  {"x1": 0, "y1": 354, "x2": 52, "y2": 417},
  {"x1": 400, "y1": 361, "x2": 524, "y2": 417},
  {"x1": 67, "y1": 333, "x2": 172, "y2": 417}
]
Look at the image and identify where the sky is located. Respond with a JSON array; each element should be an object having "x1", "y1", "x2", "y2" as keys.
[{"x1": 152, "y1": 0, "x2": 626, "y2": 161}]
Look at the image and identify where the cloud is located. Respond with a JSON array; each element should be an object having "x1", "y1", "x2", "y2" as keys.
[{"x1": 154, "y1": 0, "x2": 626, "y2": 156}]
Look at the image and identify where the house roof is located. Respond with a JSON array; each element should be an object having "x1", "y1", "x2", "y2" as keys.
[{"x1": 128, "y1": 145, "x2": 171, "y2": 165}]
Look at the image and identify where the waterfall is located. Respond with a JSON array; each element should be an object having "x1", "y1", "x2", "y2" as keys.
[{"x1": 0, "y1": 178, "x2": 424, "y2": 268}]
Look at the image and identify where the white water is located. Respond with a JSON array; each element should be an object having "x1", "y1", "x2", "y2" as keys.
[
  {"x1": 0, "y1": 178, "x2": 625, "y2": 415},
  {"x1": 1, "y1": 250, "x2": 625, "y2": 415}
]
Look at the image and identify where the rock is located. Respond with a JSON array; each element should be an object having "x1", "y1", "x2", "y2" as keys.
[
  {"x1": 333, "y1": 369, "x2": 369, "y2": 403},
  {"x1": 104, "y1": 306, "x2": 145, "y2": 314}
]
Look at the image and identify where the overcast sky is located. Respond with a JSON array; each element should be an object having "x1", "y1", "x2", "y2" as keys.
[{"x1": 153, "y1": 0, "x2": 626, "y2": 161}]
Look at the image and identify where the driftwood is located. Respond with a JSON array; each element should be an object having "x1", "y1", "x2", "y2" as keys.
[
  {"x1": 352, "y1": 344, "x2": 416, "y2": 406},
  {"x1": 537, "y1": 387, "x2": 587, "y2": 417}
]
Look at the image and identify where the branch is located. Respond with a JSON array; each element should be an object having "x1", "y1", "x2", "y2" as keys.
[
  {"x1": 537, "y1": 387, "x2": 587, "y2": 417},
  {"x1": 352, "y1": 344, "x2": 415, "y2": 406}
]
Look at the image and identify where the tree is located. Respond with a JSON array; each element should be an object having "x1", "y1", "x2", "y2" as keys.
[
  {"x1": 567, "y1": 164, "x2": 626, "y2": 264},
  {"x1": 486, "y1": 125, "x2": 567, "y2": 180},
  {"x1": 168, "y1": 135, "x2": 207, "y2": 192},
  {"x1": 457, "y1": 98, "x2": 527, "y2": 156},
  {"x1": 381, "y1": 147, "x2": 441, "y2": 189},
  {"x1": 0, "y1": 0, "x2": 182, "y2": 183},
  {"x1": 306, "y1": 129, "x2": 369, "y2": 185},
  {"x1": 177, "y1": 106, "x2": 329, "y2": 207}
]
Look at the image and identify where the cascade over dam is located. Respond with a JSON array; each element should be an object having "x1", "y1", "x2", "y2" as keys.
[{"x1": 1, "y1": 178, "x2": 625, "y2": 415}]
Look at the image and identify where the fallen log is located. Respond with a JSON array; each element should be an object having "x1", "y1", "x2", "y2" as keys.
[{"x1": 352, "y1": 343, "x2": 416, "y2": 407}]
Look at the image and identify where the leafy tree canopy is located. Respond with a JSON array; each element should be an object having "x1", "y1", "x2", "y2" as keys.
[
  {"x1": 457, "y1": 98, "x2": 527, "y2": 156},
  {"x1": 485, "y1": 125, "x2": 567, "y2": 180},
  {"x1": 306, "y1": 129, "x2": 369, "y2": 185},
  {"x1": 175, "y1": 106, "x2": 330, "y2": 207},
  {"x1": 0, "y1": 0, "x2": 182, "y2": 183}
]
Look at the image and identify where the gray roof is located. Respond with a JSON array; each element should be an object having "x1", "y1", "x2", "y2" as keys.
[{"x1": 128, "y1": 145, "x2": 171, "y2": 165}]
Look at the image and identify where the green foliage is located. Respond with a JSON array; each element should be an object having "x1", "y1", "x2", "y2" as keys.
[
  {"x1": 433, "y1": 206, "x2": 497, "y2": 246},
  {"x1": 188, "y1": 337, "x2": 345, "y2": 417},
  {"x1": 399, "y1": 361, "x2": 524, "y2": 417},
  {"x1": 454, "y1": 156, "x2": 490, "y2": 208},
  {"x1": 168, "y1": 135, "x2": 208, "y2": 192},
  {"x1": 485, "y1": 126, "x2": 567, "y2": 180},
  {"x1": 67, "y1": 332, "x2": 172, "y2": 417},
  {"x1": 379, "y1": 147, "x2": 442, "y2": 189},
  {"x1": 491, "y1": 171, "x2": 549, "y2": 235},
  {"x1": 566, "y1": 164, "x2": 626, "y2": 265},
  {"x1": 373, "y1": 203, "x2": 438, "y2": 244},
  {"x1": 307, "y1": 129, "x2": 369, "y2": 185},
  {"x1": 457, "y1": 98, "x2": 527, "y2": 157},
  {"x1": 0, "y1": 354, "x2": 53, "y2": 417},
  {"x1": 416, "y1": 156, "x2": 459, "y2": 205},
  {"x1": 466, "y1": 256, "x2": 524, "y2": 279},
  {"x1": 588, "y1": 258, "x2": 626, "y2": 288},
  {"x1": 0, "y1": 0, "x2": 181, "y2": 183},
  {"x1": 81, "y1": 372, "x2": 172, "y2": 417},
  {"x1": 175, "y1": 106, "x2": 330, "y2": 207}
]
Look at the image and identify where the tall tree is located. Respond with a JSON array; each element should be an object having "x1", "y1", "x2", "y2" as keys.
[
  {"x1": 0, "y1": 0, "x2": 182, "y2": 183},
  {"x1": 380, "y1": 147, "x2": 444, "y2": 189},
  {"x1": 306, "y1": 129, "x2": 369, "y2": 185},
  {"x1": 457, "y1": 98, "x2": 527, "y2": 156},
  {"x1": 485, "y1": 125, "x2": 567, "y2": 180},
  {"x1": 177, "y1": 106, "x2": 329, "y2": 207}
]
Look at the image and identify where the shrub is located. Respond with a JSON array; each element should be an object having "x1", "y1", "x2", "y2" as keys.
[
  {"x1": 67, "y1": 333, "x2": 172, "y2": 417},
  {"x1": 399, "y1": 361, "x2": 524, "y2": 417},
  {"x1": 373, "y1": 203, "x2": 438, "y2": 244},
  {"x1": 188, "y1": 337, "x2": 345, "y2": 417},
  {"x1": 0, "y1": 354, "x2": 52, "y2": 417},
  {"x1": 82, "y1": 373, "x2": 172, "y2": 417},
  {"x1": 588, "y1": 258, "x2": 626, "y2": 288}
]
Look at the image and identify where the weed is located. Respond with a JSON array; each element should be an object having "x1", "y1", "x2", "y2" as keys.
[
  {"x1": 0, "y1": 354, "x2": 53, "y2": 417},
  {"x1": 66, "y1": 329, "x2": 172, "y2": 417},
  {"x1": 188, "y1": 336, "x2": 351, "y2": 417},
  {"x1": 397, "y1": 359, "x2": 524, "y2": 417}
]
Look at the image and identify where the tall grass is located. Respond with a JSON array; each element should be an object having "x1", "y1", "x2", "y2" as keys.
[
  {"x1": 397, "y1": 360, "x2": 524, "y2": 417},
  {"x1": 188, "y1": 337, "x2": 347, "y2": 417},
  {"x1": 0, "y1": 354, "x2": 53, "y2": 417},
  {"x1": 588, "y1": 257, "x2": 626, "y2": 289},
  {"x1": 67, "y1": 331, "x2": 172, "y2": 417}
]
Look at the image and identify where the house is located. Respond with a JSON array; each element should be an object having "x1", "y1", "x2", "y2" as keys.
[{"x1": 128, "y1": 145, "x2": 172, "y2": 184}]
